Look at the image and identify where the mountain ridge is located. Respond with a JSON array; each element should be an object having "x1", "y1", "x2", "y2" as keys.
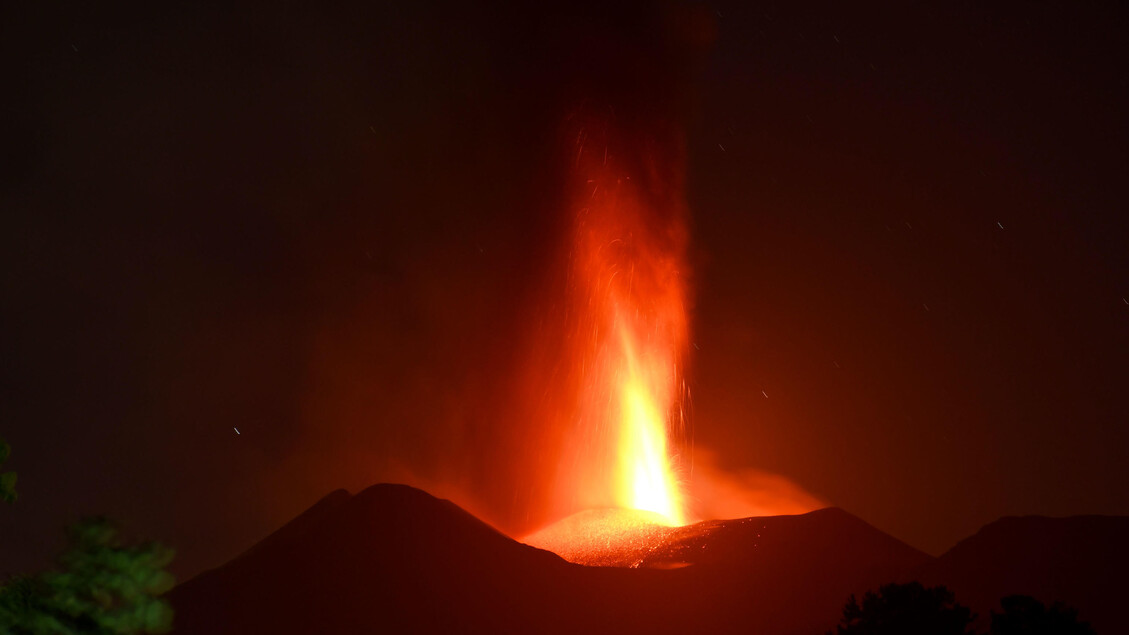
[{"x1": 169, "y1": 484, "x2": 1126, "y2": 634}]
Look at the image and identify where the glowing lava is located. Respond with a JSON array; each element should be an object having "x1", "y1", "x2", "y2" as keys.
[
  {"x1": 615, "y1": 324, "x2": 684, "y2": 524},
  {"x1": 556, "y1": 116, "x2": 691, "y2": 527}
]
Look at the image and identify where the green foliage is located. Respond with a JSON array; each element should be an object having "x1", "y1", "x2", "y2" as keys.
[
  {"x1": 830, "y1": 581, "x2": 976, "y2": 635},
  {"x1": 0, "y1": 518, "x2": 175, "y2": 635},
  {"x1": 990, "y1": 595, "x2": 1095, "y2": 635},
  {"x1": 0, "y1": 438, "x2": 15, "y2": 504}
]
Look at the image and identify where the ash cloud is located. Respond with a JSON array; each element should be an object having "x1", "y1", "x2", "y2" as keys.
[{"x1": 686, "y1": 449, "x2": 827, "y2": 521}]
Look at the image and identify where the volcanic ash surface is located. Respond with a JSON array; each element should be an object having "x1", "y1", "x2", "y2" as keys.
[{"x1": 521, "y1": 508, "x2": 722, "y2": 568}]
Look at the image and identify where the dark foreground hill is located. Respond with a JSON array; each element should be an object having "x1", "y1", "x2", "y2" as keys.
[
  {"x1": 169, "y1": 484, "x2": 1125, "y2": 634},
  {"x1": 920, "y1": 514, "x2": 1129, "y2": 633}
]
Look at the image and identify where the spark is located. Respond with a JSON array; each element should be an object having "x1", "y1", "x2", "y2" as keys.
[
  {"x1": 718, "y1": 143, "x2": 726, "y2": 152},
  {"x1": 761, "y1": 390, "x2": 768, "y2": 398},
  {"x1": 233, "y1": 427, "x2": 240, "y2": 435},
  {"x1": 997, "y1": 221, "x2": 1004, "y2": 229},
  {"x1": 923, "y1": 303, "x2": 931, "y2": 311}
]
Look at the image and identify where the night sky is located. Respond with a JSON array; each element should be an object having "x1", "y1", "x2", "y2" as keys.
[{"x1": 2, "y1": 1, "x2": 1127, "y2": 581}]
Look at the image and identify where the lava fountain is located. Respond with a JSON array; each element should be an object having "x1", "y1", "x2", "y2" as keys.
[
  {"x1": 524, "y1": 112, "x2": 825, "y2": 565},
  {"x1": 548, "y1": 112, "x2": 691, "y2": 527}
]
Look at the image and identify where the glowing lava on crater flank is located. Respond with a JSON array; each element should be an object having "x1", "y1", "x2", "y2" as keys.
[{"x1": 523, "y1": 508, "x2": 684, "y2": 568}]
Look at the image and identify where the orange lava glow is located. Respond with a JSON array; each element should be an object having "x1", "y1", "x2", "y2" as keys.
[
  {"x1": 615, "y1": 326, "x2": 684, "y2": 524},
  {"x1": 557, "y1": 116, "x2": 690, "y2": 527}
]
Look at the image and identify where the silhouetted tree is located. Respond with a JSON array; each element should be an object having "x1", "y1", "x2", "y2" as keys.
[
  {"x1": 990, "y1": 595, "x2": 1095, "y2": 635},
  {"x1": 0, "y1": 517, "x2": 174, "y2": 634},
  {"x1": 830, "y1": 581, "x2": 976, "y2": 635},
  {"x1": 0, "y1": 438, "x2": 16, "y2": 504}
]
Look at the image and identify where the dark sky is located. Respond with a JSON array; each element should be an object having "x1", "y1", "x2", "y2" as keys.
[{"x1": 2, "y1": 1, "x2": 1127, "y2": 581}]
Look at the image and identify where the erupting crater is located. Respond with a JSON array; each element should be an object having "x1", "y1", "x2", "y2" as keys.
[
  {"x1": 522, "y1": 508, "x2": 682, "y2": 568},
  {"x1": 521, "y1": 508, "x2": 751, "y2": 569},
  {"x1": 543, "y1": 113, "x2": 692, "y2": 543},
  {"x1": 529, "y1": 113, "x2": 698, "y2": 564}
]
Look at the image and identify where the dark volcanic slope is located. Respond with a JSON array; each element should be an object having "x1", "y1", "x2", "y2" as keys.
[
  {"x1": 170, "y1": 485, "x2": 1127, "y2": 634},
  {"x1": 920, "y1": 515, "x2": 1129, "y2": 634},
  {"x1": 645, "y1": 507, "x2": 931, "y2": 572},
  {"x1": 171, "y1": 484, "x2": 575, "y2": 634},
  {"x1": 171, "y1": 484, "x2": 930, "y2": 635},
  {"x1": 662, "y1": 508, "x2": 934, "y2": 634}
]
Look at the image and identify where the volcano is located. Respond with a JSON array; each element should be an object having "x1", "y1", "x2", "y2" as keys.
[{"x1": 167, "y1": 484, "x2": 1126, "y2": 634}]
